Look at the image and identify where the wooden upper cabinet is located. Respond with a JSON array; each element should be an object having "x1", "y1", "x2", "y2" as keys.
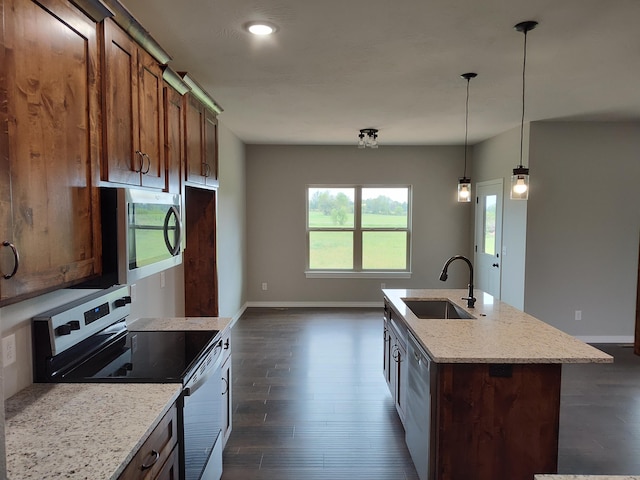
[
  {"x1": 0, "y1": 0, "x2": 101, "y2": 304},
  {"x1": 184, "y1": 95, "x2": 219, "y2": 188},
  {"x1": 102, "y1": 18, "x2": 165, "y2": 189},
  {"x1": 180, "y1": 72, "x2": 222, "y2": 190}
]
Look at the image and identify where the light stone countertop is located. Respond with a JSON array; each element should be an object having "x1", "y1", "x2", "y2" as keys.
[
  {"x1": 384, "y1": 289, "x2": 613, "y2": 364},
  {"x1": 535, "y1": 476, "x2": 640, "y2": 479},
  {"x1": 128, "y1": 315, "x2": 234, "y2": 332},
  {"x1": 5, "y1": 383, "x2": 181, "y2": 480}
]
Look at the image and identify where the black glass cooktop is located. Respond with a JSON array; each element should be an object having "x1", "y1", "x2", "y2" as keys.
[{"x1": 58, "y1": 329, "x2": 218, "y2": 383}]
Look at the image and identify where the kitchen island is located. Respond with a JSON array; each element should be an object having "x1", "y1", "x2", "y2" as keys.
[{"x1": 383, "y1": 289, "x2": 612, "y2": 480}]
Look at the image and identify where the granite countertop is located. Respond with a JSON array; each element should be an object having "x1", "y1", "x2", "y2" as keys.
[
  {"x1": 128, "y1": 316, "x2": 233, "y2": 332},
  {"x1": 535, "y1": 476, "x2": 640, "y2": 479},
  {"x1": 384, "y1": 288, "x2": 613, "y2": 364},
  {"x1": 5, "y1": 383, "x2": 181, "y2": 480}
]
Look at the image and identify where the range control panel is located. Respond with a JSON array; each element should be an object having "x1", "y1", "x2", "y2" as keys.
[{"x1": 32, "y1": 285, "x2": 131, "y2": 356}]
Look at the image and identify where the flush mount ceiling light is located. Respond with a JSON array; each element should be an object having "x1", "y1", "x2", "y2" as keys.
[
  {"x1": 458, "y1": 72, "x2": 477, "y2": 203},
  {"x1": 357, "y1": 128, "x2": 379, "y2": 149},
  {"x1": 511, "y1": 20, "x2": 538, "y2": 200},
  {"x1": 244, "y1": 21, "x2": 278, "y2": 35}
]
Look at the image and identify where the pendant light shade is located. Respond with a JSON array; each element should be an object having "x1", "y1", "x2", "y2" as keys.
[
  {"x1": 458, "y1": 72, "x2": 477, "y2": 203},
  {"x1": 510, "y1": 20, "x2": 538, "y2": 200}
]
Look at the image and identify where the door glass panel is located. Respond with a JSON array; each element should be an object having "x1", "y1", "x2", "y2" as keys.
[{"x1": 483, "y1": 194, "x2": 497, "y2": 255}]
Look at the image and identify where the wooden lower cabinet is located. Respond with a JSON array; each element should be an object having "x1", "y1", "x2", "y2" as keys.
[
  {"x1": 433, "y1": 363, "x2": 561, "y2": 480},
  {"x1": 119, "y1": 403, "x2": 179, "y2": 480}
]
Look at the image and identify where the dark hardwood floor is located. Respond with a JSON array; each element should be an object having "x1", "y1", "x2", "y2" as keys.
[{"x1": 222, "y1": 307, "x2": 640, "y2": 479}]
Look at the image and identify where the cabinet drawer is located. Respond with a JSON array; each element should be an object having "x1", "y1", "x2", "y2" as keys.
[
  {"x1": 118, "y1": 404, "x2": 178, "y2": 480},
  {"x1": 155, "y1": 445, "x2": 179, "y2": 480}
]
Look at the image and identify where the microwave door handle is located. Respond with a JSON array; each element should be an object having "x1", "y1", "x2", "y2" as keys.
[{"x1": 163, "y1": 206, "x2": 182, "y2": 256}]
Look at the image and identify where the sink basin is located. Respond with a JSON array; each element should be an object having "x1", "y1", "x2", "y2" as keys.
[{"x1": 403, "y1": 299, "x2": 475, "y2": 319}]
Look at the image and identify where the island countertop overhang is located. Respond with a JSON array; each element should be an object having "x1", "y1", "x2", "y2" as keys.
[{"x1": 383, "y1": 288, "x2": 613, "y2": 364}]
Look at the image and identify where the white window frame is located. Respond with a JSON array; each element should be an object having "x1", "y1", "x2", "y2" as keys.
[{"x1": 305, "y1": 184, "x2": 412, "y2": 279}]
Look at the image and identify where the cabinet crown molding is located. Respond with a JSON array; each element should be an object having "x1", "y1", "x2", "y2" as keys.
[
  {"x1": 102, "y1": 0, "x2": 172, "y2": 65},
  {"x1": 178, "y1": 72, "x2": 224, "y2": 115}
]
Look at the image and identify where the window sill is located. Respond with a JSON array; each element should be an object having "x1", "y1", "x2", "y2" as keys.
[{"x1": 305, "y1": 271, "x2": 412, "y2": 279}]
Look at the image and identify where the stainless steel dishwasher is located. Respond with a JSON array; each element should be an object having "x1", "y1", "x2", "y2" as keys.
[{"x1": 406, "y1": 332, "x2": 436, "y2": 480}]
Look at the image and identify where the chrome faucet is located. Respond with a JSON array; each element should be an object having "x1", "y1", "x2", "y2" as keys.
[{"x1": 439, "y1": 255, "x2": 476, "y2": 308}]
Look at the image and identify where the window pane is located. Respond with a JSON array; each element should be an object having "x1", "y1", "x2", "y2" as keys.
[
  {"x1": 308, "y1": 188, "x2": 355, "y2": 228},
  {"x1": 361, "y1": 188, "x2": 408, "y2": 228},
  {"x1": 309, "y1": 232, "x2": 353, "y2": 269},
  {"x1": 484, "y1": 194, "x2": 497, "y2": 255},
  {"x1": 362, "y1": 232, "x2": 407, "y2": 270}
]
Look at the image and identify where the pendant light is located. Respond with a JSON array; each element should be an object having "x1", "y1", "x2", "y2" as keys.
[
  {"x1": 510, "y1": 20, "x2": 538, "y2": 200},
  {"x1": 458, "y1": 72, "x2": 477, "y2": 203}
]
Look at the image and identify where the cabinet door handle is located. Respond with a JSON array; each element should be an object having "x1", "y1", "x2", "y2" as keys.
[
  {"x1": 1, "y1": 241, "x2": 19, "y2": 279},
  {"x1": 202, "y1": 162, "x2": 211, "y2": 178},
  {"x1": 142, "y1": 153, "x2": 151, "y2": 174},
  {"x1": 140, "y1": 449, "x2": 159, "y2": 470},
  {"x1": 134, "y1": 150, "x2": 144, "y2": 173}
]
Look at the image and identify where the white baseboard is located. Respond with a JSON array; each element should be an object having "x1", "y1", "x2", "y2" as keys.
[
  {"x1": 574, "y1": 335, "x2": 634, "y2": 344},
  {"x1": 245, "y1": 301, "x2": 383, "y2": 308}
]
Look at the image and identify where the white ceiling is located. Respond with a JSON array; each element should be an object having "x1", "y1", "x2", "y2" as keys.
[{"x1": 122, "y1": 0, "x2": 640, "y2": 146}]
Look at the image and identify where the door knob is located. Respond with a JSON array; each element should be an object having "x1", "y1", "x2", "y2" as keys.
[{"x1": 492, "y1": 263, "x2": 499, "y2": 267}]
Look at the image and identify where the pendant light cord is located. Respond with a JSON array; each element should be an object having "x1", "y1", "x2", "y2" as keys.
[
  {"x1": 519, "y1": 30, "x2": 528, "y2": 169},
  {"x1": 464, "y1": 77, "x2": 470, "y2": 178}
]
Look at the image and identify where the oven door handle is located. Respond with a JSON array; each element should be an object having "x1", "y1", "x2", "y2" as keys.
[{"x1": 183, "y1": 350, "x2": 223, "y2": 397}]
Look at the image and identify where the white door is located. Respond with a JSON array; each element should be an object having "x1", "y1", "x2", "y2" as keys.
[{"x1": 475, "y1": 179, "x2": 503, "y2": 299}]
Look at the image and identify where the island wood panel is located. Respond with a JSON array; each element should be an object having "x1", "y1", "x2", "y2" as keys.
[
  {"x1": 435, "y1": 363, "x2": 561, "y2": 480},
  {"x1": 1, "y1": 0, "x2": 101, "y2": 303},
  {"x1": 184, "y1": 187, "x2": 218, "y2": 316}
]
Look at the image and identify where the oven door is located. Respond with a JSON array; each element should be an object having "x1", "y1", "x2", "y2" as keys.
[{"x1": 181, "y1": 340, "x2": 224, "y2": 480}]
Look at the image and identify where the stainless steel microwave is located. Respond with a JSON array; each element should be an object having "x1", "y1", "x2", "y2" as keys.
[{"x1": 96, "y1": 187, "x2": 183, "y2": 286}]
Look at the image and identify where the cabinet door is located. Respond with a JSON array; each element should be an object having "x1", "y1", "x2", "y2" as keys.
[
  {"x1": 203, "y1": 109, "x2": 219, "y2": 187},
  {"x1": 137, "y1": 47, "x2": 165, "y2": 189},
  {"x1": 102, "y1": 18, "x2": 141, "y2": 185},
  {"x1": 164, "y1": 85, "x2": 184, "y2": 195},
  {"x1": 1, "y1": 0, "x2": 101, "y2": 303},
  {"x1": 184, "y1": 94, "x2": 206, "y2": 185}
]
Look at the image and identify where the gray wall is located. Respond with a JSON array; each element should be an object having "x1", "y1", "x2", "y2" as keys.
[
  {"x1": 525, "y1": 121, "x2": 640, "y2": 340},
  {"x1": 473, "y1": 121, "x2": 640, "y2": 340},
  {"x1": 246, "y1": 145, "x2": 473, "y2": 304},
  {"x1": 217, "y1": 123, "x2": 247, "y2": 317}
]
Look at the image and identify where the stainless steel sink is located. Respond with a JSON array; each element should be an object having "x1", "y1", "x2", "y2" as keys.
[{"x1": 403, "y1": 299, "x2": 475, "y2": 319}]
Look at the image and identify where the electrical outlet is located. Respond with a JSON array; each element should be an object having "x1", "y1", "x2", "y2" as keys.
[
  {"x1": 381, "y1": 283, "x2": 386, "y2": 289},
  {"x1": 160, "y1": 271, "x2": 166, "y2": 288},
  {"x1": 575, "y1": 310, "x2": 582, "y2": 321},
  {"x1": 3, "y1": 334, "x2": 16, "y2": 367},
  {"x1": 130, "y1": 284, "x2": 137, "y2": 302},
  {"x1": 261, "y1": 282, "x2": 268, "y2": 291}
]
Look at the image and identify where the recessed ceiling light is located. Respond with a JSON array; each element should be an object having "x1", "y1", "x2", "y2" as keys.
[{"x1": 244, "y1": 21, "x2": 278, "y2": 36}]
